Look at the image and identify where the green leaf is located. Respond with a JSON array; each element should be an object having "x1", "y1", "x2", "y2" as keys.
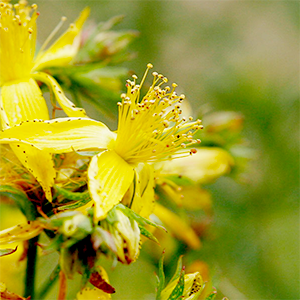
[
  {"x1": 0, "y1": 247, "x2": 17, "y2": 257},
  {"x1": 167, "y1": 270, "x2": 185, "y2": 300},
  {"x1": 156, "y1": 251, "x2": 165, "y2": 300},
  {"x1": 0, "y1": 185, "x2": 37, "y2": 220}
]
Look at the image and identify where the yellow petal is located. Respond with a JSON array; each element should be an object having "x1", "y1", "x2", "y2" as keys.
[
  {"x1": 33, "y1": 7, "x2": 90, "y2": 71},
  {"x1": 77, "y1": 287, "x2": 111, "y2": 300},
  {"x1": 0, "y1": 221, "x2": 45, "y2": 244},
  {"x1": 10, "y1": 144, "x2": 55, "y2": 201},
  {"x1": 161, "y1": 147, "x2": 234, "y2": 184},
  {"x1": 88, "y1": 150, "x2": 134, "y2": 222},
  {"x1": 0, "y1": 118, "x2": 116, "y2": 153},
  {"x1": 0, "y1": 78, "x2": 55, "y2": 200},
  {"x1": 130, "y1": 163, "x2": 155, "y2": 218},
  {"x1": 0, "y1": 78, "x2": 49, "y2": 127},
  {"x1": 154, "y1": 203, "x2": 201, "y2": 250},
  {"x1": 32, "y1": 72, "x2": 87, "y2": 117}
]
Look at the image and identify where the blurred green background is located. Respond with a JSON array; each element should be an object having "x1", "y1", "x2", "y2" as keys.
[{"x1": 32, "y1": 1, "x2": 300, "y2": 299}]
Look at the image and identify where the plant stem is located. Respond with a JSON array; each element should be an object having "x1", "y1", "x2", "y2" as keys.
[
  {"x1": 24, "y1": 235, "x2": 39, "y2": 299},
  {"x1": 35, "y1": 264, "x2": 60, "y2": 299}
]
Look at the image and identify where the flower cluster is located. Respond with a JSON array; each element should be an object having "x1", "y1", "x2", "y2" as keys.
[{"x1": 0, "y1": 1, "x2": 246, "y2": 299}]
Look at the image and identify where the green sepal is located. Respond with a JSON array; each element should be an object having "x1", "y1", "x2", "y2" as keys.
[
  {"x1": 54, "y1": 185, "x2": 91, "y2": 211},
  {"x1": 169, "y1": 256, "x2": 184, "y2": 284},
  {"x1": 155, "y1": 251, "x2": 165, "y2": 300},
  {"x1": 116, "y1": 203, "x2": 165, "y2": 230},
  {"x1": 205, "y1": 290, "x2": 218, "y2": 300},
  {"x1": 139, "y1": 226, "x2": 159, "y2": 244},
  {"x1": 167, "y1": 270, "x2": 185, "y2": 300},
  {"x1": 0, "y1": 247, "x2": 17, "y2": 257},
  {"x1": 55, "y1": 185, "x2": 90, "y2": 201},
  {"x1": 0, "y1": 185, "x2": 37, "y2": 220}
]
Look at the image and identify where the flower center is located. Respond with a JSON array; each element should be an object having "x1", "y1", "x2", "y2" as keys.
[
  {"x1": 114, "y1": 64, "x2": 203, "y2": 165},
  {"x1": 0, "y1": 1, "x2": 38, "y2": 85}
]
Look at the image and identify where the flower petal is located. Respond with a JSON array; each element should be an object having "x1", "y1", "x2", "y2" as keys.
[
  {"x1": 33, "y1": 7, "x2": 90, "y2": 71},
  {"x1": 154, "y1": 203, "x2": 201, "y2": 250},
  {"x1": 0, "y1": 79, "x2": 55, "y2": 200},
  {"x1": 161, "y1": 147, "x2": 234, "y2": 184},
  {"x1": 130, "y1": 163, "x2": 155, "y2": 218},
  {"x1": 10, "y1": 144, "x2": 55, "y2": 201},
  {"x1": 0, "y1": 78, "x2": 49, "y2": 127},
  {"x1": 88, "y1": 150, "x2": 134, "y2": 222},
  {"x1": 32, "y1": 72, "x2": 87, "y2": 117},
  {"x1": 0, "y1": 118, "x2": 116, "y2": 153}
]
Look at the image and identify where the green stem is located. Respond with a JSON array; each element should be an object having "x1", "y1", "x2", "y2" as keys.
[
  {"x1": 24, "y1": 235, "x2": 39, "y2": 299},
  {"x1": 35, "y1": 264, "x2": 60, "y2": 299}
]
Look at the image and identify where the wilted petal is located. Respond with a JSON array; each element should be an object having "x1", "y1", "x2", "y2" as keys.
[
  {"x1": 33, "y1": 7, "x2": 90, "y2": 71},
  {"x1": 33, "y1": 72, "x2": 87, "y2": 117},
  {"x1": 154, "y1": 203, "x2": 201, "y2": 250},
  {"x1": 77, "y1": 287, "x2": 111, "y2": 300},
  {"x1": 0, "y1": 118, "x2": 116, "y2": 153},
  {"x1": 0, "y1": 221, "x2": 45, "y2": 244},
  {"x1": 88, "y1": 150, "x2": 134, "y2": 221}
]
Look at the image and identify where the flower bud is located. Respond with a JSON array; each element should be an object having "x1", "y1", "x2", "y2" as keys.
[
  {"x1": 161, "y1": 272, "x2": 203, "y2": 300},
  {"x1": 113, "y1": 209, "x2": 140, "y2": 264}
]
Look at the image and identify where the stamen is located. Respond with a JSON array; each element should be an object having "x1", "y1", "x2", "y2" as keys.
[{"x1": 39, "y1": 15, "x2": 67, "y2": 52}]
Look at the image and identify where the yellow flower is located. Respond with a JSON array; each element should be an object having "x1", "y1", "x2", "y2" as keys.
[
  {"x1": 0, "y1": 65, "x2": 202, "y2": 221},
  {"x1": 0, "y1": 1, "x2": 89, "y2": 200}
]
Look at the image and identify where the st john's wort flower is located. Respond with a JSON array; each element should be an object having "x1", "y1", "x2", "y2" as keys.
[
  {"x1": 0, "y1": 0, "x2": 89, "y2": 200},
  {"x1": 0, "y1": 64, "x2": 203, "y2": 221}
]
